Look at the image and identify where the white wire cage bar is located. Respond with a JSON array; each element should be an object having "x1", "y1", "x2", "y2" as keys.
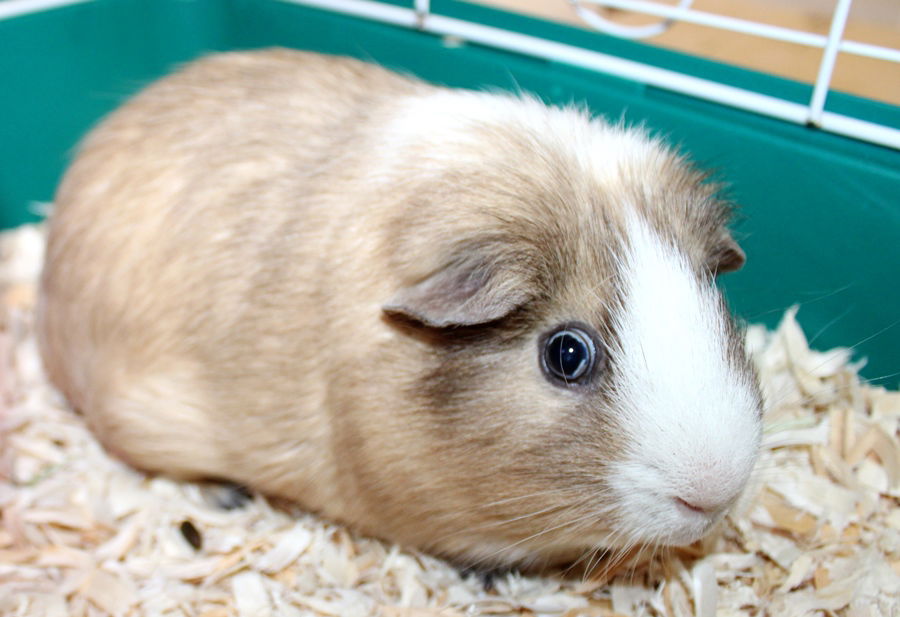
[
  {"x1": 2, "y1": 0, "x2": 898, "y2": 150},
  {"x1": 572, "y1": 0, "x2": 900, "y2": 63},
  {"x1": 0, "y1": 0, "x2": 90, "y2": 19},
  {"x1": 281, "y1": 0, "x2": 900, "y2": 150},
  {"x1": 574, "y1": 0, "x2": 893, "y2": 135}
]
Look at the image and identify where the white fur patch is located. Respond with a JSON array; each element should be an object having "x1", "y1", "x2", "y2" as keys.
[
  {"x1": 377, "y1": 89, "x2": 659, "y2": 180},
  {"x1": 607, "y1": 216, "x2": 761, "y2": 546}
]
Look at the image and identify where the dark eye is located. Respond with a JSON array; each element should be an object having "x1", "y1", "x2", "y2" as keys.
[{"x1": 542, "y1": 327, "x2": 596, "y2": 384}]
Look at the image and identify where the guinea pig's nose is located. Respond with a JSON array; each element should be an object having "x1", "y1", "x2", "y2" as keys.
[
  {"x1": 669, "y1": 452, "x2": 753, "y2": 518},
  {"x1": 672, "y1": 478, "x2": 740, "y2": 516}
]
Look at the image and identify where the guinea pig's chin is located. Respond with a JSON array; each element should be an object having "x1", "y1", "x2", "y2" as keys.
[
  {"x1": 657, "y1": 509, "x2": 721, "y2": 547},
  {"x1": 616, "y1": 501, "x2": 722, "y2": 548}
]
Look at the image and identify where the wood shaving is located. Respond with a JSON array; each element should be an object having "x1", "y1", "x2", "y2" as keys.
[{"x1": 1, "y1": 224, "x2": 897, "y2": 616}]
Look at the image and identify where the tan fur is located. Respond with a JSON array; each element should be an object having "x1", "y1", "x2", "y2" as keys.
[{"x1": 38, "y1": 49, "x2": 750, "y2": 569}]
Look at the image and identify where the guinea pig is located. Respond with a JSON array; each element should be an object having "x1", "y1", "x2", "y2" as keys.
[{"x1": 37, "y1": 48, "x2": 762, "y2": 571}]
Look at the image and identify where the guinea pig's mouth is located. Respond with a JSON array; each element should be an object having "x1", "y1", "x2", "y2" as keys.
[
  {"x1": 657, "y1": 497, "x2": 728, "y2": 546},
  {"x1": 604, "y1": 488, "x2": 734, "y2": 549},
  {"x1": 672, "y1": 495, "x2": 733, "y2": 523}
]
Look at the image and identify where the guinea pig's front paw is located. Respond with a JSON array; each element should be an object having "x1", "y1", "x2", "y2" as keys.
[
  {"x1": 201, "y1": 481, "x2": 254, "y2": 510},
  {"x1": 459, "y1": 565, "x2": 516, "y2": 592}
]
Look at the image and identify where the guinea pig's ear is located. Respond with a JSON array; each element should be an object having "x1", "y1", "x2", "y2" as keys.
[
  {"x1": 382, "y1": 254, "x2": 532, "y2": 328},
  {"x1": 708, "y1": 230, "x2": 746, "y2": 275}
]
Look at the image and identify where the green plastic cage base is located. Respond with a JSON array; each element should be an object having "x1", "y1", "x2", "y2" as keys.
[{"x1": 1, "y1": 0, "x2": 898, "y2": 385}]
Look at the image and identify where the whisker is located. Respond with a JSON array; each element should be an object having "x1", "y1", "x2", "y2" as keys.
[
  {"x1": 429, "y1": 493, "x2": 596, "y2": 551},
  {"x1": 742, "y1": 284, "x2": 854, "y2": 321},
  {"x1": 471, "y1": 487, "x2": 586, "y2": 511},
  {"x1": 464, "y1": 508, "x2": 605, "y2": 571},
  {"x1": 555, "y1": 508, "x2": 629, "y2": 581},
  {"x1": 584, "y1": 273, "x2": 617, "y2": 307},
  {"x1": 582, "y1": 524, "x2": 638, "y2": 584},
  {"x1": 759, "y1": 366, "x2": 898, "y2": 412},
  {"x1": 807, "y1": 306, "x2": 854, "y2": 346},
  {"x1": 569, "y1": 543, "x2": 603, "y2": 582},
  {"x1": 761, "y1": 317, "x2": 900, "y2": 404},
  {"x1": 841, "y1": 317, "x2": 900, "y2": 353},
  {"x1": 598, "y1": 538, "x2": 639, "y2": 583},
  {"x1": 462, "y1": 501, "x2": 583, "y2": 535},
  {"x1": 855, "y1": 369, "x2": 900, "y2": 384},
  {"x1": 581, "y1": 545, "x2": 608, "y2": 583},
  {"x1": 569, "y1": 516, "x2": 627, "y2": 581}
]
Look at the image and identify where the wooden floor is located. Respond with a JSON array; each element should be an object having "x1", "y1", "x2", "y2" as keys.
[{"x1": 480, "y1": 0, "x2": 900, "y2": 106}]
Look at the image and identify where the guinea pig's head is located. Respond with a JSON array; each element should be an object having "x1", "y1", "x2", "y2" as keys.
[{"x1": 378, "y1": 92, "x2": 762, "y2": 570}]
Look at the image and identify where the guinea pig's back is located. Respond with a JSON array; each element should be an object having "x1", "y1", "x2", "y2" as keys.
[{"x1": 37, "y1": 49, "x2": 422, "y2": 480}]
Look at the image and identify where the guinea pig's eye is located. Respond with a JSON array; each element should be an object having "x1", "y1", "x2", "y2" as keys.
[{"x1": 541, "y1": 327, "x2": 597, "y2": 385}]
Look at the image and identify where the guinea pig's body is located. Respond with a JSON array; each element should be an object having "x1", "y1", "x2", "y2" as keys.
[{"x1": 38, "y1": 48, "x2": 762, "y2": 570}]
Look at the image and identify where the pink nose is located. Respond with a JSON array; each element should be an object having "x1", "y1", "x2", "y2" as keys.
[{"x1": 670, "y1": 457, "x2": 751, "y2": 516}]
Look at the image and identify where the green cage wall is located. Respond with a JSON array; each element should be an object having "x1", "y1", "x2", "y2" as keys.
[{"x1": 2, "y1": 0, "x2": 898, "y2": 384}]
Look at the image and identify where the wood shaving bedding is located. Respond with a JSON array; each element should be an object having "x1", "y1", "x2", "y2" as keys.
[{"x1": 0, "y1": 224, "x2": 897, "y2": 617}]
